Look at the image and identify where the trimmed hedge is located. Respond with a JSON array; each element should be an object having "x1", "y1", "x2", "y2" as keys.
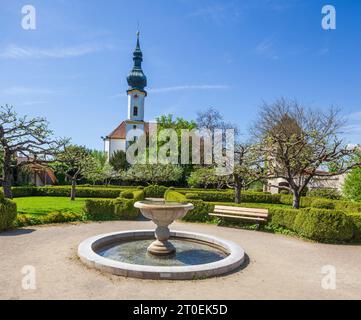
[
  {"x1": 0, "y1": 195, "x2": 17, "y2": 232},
  {"x1": 307, "y1": 188, "x2": 342, "y2": 200},
  {"x1": 12, "y1": 186, "x2": 126, "y2": 199},
  {"x1": 348, "y1": 213, "x2": 361, "y2": 240},
  {"x1": 84, "y1": 190, "x2": 145, "y2": 221},
  {"x1": 293, "y1": 209, "x2": 354, "y2": 242},
  {"x1": 16, "y1": 212, "x2": 83, "y2": 227},
  {"x1": 311, "y1": 199, "x2": 336, "y2": 210},
  {"x1": 181, "y1": 190, "x2": 282, "y2": 204},
  {"x1": 269, "y1": 207, "x2": 299, "y2": 230},
  {"x1": 144, "y1": 185, "x2": 167, "y2": 198},
  {"x1": 165, "y1": 190, "x2": 215, "y2": 222}
]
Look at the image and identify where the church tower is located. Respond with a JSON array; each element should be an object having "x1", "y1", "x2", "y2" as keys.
[
  {"x1": 126, "y1": 31, "x2": 147, "y2": 121},
  {"x1": 103, "y1": 31, "x2": 149, "y2": 159}
]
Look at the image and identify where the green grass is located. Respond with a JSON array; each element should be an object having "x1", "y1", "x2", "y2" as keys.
[{"x1": 14, "y1": 197, "x2": 89, "y2": 217}]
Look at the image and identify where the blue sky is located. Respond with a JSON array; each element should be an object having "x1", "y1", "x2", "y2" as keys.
[{"x1": 0, "y1": 0, "x2": 360, "y2": 149}]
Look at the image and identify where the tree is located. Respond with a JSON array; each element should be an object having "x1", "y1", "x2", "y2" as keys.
[
  {"x1": 252, "y1": 98, "x2": 360, "y2": 209},
  {"x1": 56, "y1": 145, "x2": 95, "y2": 200},
  {"x1": 84, "y1": 150, "x2": 119, "y2": 185},
  {"x1": 187, "y1": 167, "x2": 228, "y2": 189},
  {"x1": 0, "y1": 105, "x2": 67, "y2": 198},
  {"x1": 121, "y1": 164, "x2": 183, "y2": 185},
  {"x1": 227, "y1": 144, "x2": 264, "y2": 204},
  {"x1": 343, "y1": 167, "x2": 361, "y2": 202},
  {"x1": 109, "y1": 150, "x2": 129, "y2": 171}
]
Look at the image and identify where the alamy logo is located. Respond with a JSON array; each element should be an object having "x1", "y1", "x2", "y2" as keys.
[
  {"x1": 321, "y1": 265, "x2": 336, "y2": 290},
  {"x1": 322, "y1": 5, "x2": 336, "y2": 30},
  {"x1": 21, "y1": 5, "x2": 36, "y2": 30},
  {"x1": 21, "y1": 265, "x2": 37, "y2": 290}
]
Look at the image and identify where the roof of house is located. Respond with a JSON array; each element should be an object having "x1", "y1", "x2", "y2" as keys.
[{"x1": 106, "y1": 121, "x2": 149, "y2": 139}]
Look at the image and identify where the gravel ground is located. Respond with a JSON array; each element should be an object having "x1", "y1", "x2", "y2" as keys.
[{"x1": 0, "y1": 220, "x2": 360, "y2": 300}]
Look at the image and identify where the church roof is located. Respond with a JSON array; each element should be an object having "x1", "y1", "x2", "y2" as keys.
[
  {"x1": 127, "y1": 31, "x2": 147, "y2": 93},
  {"x1": 106, "y1": 121, "x2": 149, "y2": 139}
]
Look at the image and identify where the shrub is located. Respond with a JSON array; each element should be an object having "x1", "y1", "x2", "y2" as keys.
[
  {"x1": 293, "y1": 209, "x2": 354, "y2": 242},
  {"x1": 84, "y1": 190, "x2": 145, "y2": 221},
  {"x1": 269, "y1": 207, "x2": 299, "y2": 230},
  {"x1": 307, "y1": 188, "x2": 342, "y2": 200},
  {"x1": 164, "y1": 190, "x2": 187, "y2": 202},
  {"x1": 343, "y1": 167, "x2": 361, "y2": 202},
  {"x1": 185, "y1": 193, "x2": 201, "y2": 200},
  {"x1": 0, "y1": 196, "x2": 17, "y2": 232},
  {"x1": 144, "y1": 185, "x2": 167, "y2": 198},
  {"x1": 311, "y1": 199, "x2": 335, "y2": 210},
  {"x1": 348, "y1": 213, "x2": 361, "y2": 240},
  {"x1": 84, "y1": 199, "x2": 116, "y2": 221},
  {"x1": 121, "y1": 191, "x2": 134, "y2": 199},
  {"x1": 334, "y1": 201, "x2": 361, "y2": 213},
  {"x1": 12, "y1": 186, "x2": 124, "y2": 199}
]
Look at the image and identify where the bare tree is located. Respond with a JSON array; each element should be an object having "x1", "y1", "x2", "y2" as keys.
[
  {"x1": 56, "y1": 145, "x2": 95, "y2": 200},
  {"x1": 253, "y1": 98, "x2": 360, "y2": 208},
  {"x1": 0, "y1": 105, "x2": 68, "y2": 198},
  {"x1": 227, "y1": 144, "x2": 264, "y2": 204}
]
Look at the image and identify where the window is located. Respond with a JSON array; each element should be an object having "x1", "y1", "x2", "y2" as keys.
[
  {"x1": 133, "y1": 106, "x2": 138, "y2": 116},
  {"x1": 133, "y1": 125, "x2": 137, "y2": 129}
]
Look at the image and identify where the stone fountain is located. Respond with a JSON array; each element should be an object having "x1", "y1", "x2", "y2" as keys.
[
  {"x1": 134, "y1": 200, "x2": 194, "y2": 255},
  {"x1": 78, "y1": 199, "x2": 245, "y2": 280}
]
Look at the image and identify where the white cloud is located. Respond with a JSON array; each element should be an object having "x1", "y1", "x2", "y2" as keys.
[
  {"x1": 0, "y1": 43, "x2": 112, "y2": 59},
  {"x1": 110, "y1": 85, "x2": 229, "y2": 99},
  {"x1": 0, "y1": 86, "x2": 58, "y2": 95},
  {"x1": 148, "y1": 85, "x2": 229, "y2": 93},
  {"x1": 255, "y1": 38, "x2": 279, "y2": 60}
]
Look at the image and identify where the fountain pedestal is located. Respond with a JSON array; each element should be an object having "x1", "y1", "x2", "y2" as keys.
[{"x1": 134, "y1": 201, "x2": 194, "y2": 256}]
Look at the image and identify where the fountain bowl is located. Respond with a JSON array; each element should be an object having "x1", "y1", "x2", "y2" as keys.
[
  {"x1": 78, "y1": 230, "x2": 245, "y2": 280},
  {"x1": 134, "y1": 200, "x2": 194, "y2": 256}
]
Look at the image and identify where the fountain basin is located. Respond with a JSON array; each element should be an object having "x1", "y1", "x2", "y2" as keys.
[
  {"x1": 78, "y1": 230, "x2": 245, "y2": 280},
  {"x1": 134, "y1": 201, "x2": 194, "y2": 256}
]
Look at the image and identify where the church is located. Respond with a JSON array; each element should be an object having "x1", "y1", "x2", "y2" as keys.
[{"x1": 103, "y1": 32, "x2": 149, "y2": 159}]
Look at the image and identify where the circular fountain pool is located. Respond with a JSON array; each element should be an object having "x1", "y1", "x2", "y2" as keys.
[{"x1": 78, "y1": 230, "x2": 245, "y2": 280}]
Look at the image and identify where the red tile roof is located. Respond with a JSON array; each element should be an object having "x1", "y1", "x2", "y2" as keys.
[{"x1": 106, "y1": 121, "x2": 149, "y2": 139}]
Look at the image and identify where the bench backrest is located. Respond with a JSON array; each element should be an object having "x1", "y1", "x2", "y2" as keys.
[{"x1": 214, "y1": 205, "x2": 268, "y2": 218}]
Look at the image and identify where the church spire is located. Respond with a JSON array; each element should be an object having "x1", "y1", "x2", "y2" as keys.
[{"x1": 127, "y1": 31, "x2": 147, "y2": 93}]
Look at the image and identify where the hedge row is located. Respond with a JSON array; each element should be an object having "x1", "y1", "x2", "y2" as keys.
[
  {"x1": 12, "y1": 186, "x2": 126, "y2": 199},
  {"x1": 84, "y1": 190, "x2": 145, "y2": 221},
  {"x1": 166, "y1": 190, "x2": 361, "y2": 242},
  {"x1": 16, "y1": 212, "x2": 83, "y2": 227},
  {"x1": 164, "y1": 190, "x2": 215, "y2": 222},
  {"x1": 0, "y1": 193, "x2": 17, "y2": 232}
]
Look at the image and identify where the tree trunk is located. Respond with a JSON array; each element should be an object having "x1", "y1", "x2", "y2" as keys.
[
  {"x1": 292, "y1": 191, "x2": 300, "y2": 209},
  {"x1": 2, "y1": 154, "x2": 13, "y2": 199},
  {"x1": 234, "y1": 182, "x2": 242, "y2": 204},
  {"x1": 71, "y1": 179, "x2": 76, "y2": 201}
]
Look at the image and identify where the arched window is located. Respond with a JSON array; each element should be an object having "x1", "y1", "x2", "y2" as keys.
[{"x1": 133, "y1": 106, "x2": 138, "y2": 116}]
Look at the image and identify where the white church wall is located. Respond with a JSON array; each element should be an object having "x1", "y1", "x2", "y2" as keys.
[{"x1": 128, "y1": 91, "x2": 145, "y2": 121}]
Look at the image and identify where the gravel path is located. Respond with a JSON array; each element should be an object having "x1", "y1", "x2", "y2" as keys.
[{"x1": 1, "y1": 221, "x2": 360, "y2": 300}]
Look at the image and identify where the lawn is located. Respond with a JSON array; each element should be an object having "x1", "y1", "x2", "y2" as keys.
[{"x1": 14, "y1": 197, "x2": 89, "y2": 217}]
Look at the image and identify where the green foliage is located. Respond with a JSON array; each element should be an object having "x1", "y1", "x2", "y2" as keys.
[
  {"x1": 84, "y1": 190, "x2": 145, "y2": 221},
  {"x1": 334, "y1": 201, "x2": 361, "y2": 213},
  {"x1": 269, "y1": 207, "x2": 299, "y2": 230},
  {"x1": 187, "y1": 167, "x2": 228, "y2": 189},
  {"x1": 121, "y1": 164, "x2": 183, "y2": 185},
  {"x1": 12, "y1": 186, "x2": 124, "y2": 198},
  {"x1": 109, "y1": 150, "x2": 129, "y2": 171},
  {"x1": 343, "y1": 167, "x2": 361, "y2": 202},
  {"x1": 293, "y1": 209, "x2": 354, "y2": 242},
  {"x1": 164, "y1": 189, "x2": 215, "y2": 222},
  {"x1": 185, "y1": 193, "x2": 201, "y2": 200},
  {"x1": 307, "y1": 188, "x2": 342, "y2": 200},
  {"x1": 84, "y1": 199, "x2": 116, "y2": 221},
  {"x1": 347, "y1": 213, "x2": 361, "y2": 240},
  {"x1": 311, "y1": 198, "x2": 336, "y2": 210},
  {"x1": 121, "y1": 191, "x2": 134, "y2": 199},
  {"x1": 0, "y1": 197, "x2": 17, "y2": 232},
  {"x1": 16, "y1": 211, "x2": 83, "y2": 227},
  {"x1": 144, "y1": 185, "x2": 167, "y2": 198}
]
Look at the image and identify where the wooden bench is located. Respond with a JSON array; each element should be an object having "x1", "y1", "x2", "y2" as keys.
[{"x1": 209, "y1": 205, "x2": 269, "y2": 228}]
